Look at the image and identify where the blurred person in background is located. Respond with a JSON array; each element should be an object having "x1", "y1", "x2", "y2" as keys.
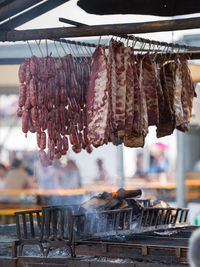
[
  {"x1": 148, "y1": 143, "x2": 169, "y2": 175},
  {"x1": 0, "y1": 158, "x2": 37, "y2": 203},
  {"x1": 95, "y1": 158, "x2": 108, "y2": 182},
  {"x1": 135, "y1": 153, "x2": 145, "y2": 177},
  {"x1": 62, "y1": 159, "x2": 82, "y2": 189},
  {"x1": 0, "y1": 163, "x2": 7, "y2": 188}
]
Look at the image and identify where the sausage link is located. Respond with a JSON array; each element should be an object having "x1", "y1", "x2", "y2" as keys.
[
  {"x1": 18, "y1": 84, "x2": 26, "y2": 107},
  {"x1": 18, "y1": 59, "x2": 29, "y2": 84},
  {"x1": 85, "y1": 145, "x2": 93, "y2": 154},
  {"x1": 17, "y1": 107, "x2": 23, "y2": 117},
  {"x1": 72, "y1": 145, "x2": 82, "y2": 153},
  {"x1": 24, "y1": 83, "x2": 31, "y2": 110},
  {"x1": 22, "y1": 109, "x2": 29, "y2": 133},
  {"x1": 25, "y1": 63, "x2": 31, "y2": 84},
  {"x1": 30, "y1": 56, "x2": 38, "y2": 76},
  {"x1": 41, "y1": 106, "x2": 48, "y2": 131},
  {"x1": 28, "y1": 115, "x2": 35, "y2": 133},
  {"x1": 56, "y1": 134, "x2": 62, "y2": 152},
  {"x1": 37, "y1": 81, "x2": 43, "y2": 108},
  {"x1": 60, "y1": 87, "x2": 67, "y2": 104},
  {"x1": 37, "y1": 132, "x2": 41, "y2": 148},
  {"x1": 31, "y1": 107, "x2": 40, "y2": 133},
  {"x1": 62, "y1": 136, "x2": 69, "y2": 151},
  {"x1": 58, "y1": 69, "x2": 66, "y2": 88},
  {"x1": 29, "y1": 78, "x2": 37, "y2": 106},
  {"x1": 40, "y1": 132, "x2": 46, "y2": 149}
]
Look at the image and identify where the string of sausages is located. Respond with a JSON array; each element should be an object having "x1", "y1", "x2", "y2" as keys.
[
  {"x1": 17, "y1": 38, "x2": 196, "y2": 166},
  {"x1": 17, "y1": 55, "x2": 92, "y2": 166}
]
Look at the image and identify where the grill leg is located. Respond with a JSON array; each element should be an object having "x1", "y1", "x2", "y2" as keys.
[
  {"x1": 12, "y1": 241, "x2": 18, "y2": 258},
  {"x1": 39, "y1": 243, "x2": 44, "y2": 256},
  {"x1": 19, "y1": 244, "x2": 24, "y2": 256}
]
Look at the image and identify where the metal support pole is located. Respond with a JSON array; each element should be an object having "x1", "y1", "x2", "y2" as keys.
[
  {"x1": 176, "y1": 131, "x2": 186, "y2": 208},
  {"x1": 116, "y1": 144, "x2": 124, "y2": 188}
]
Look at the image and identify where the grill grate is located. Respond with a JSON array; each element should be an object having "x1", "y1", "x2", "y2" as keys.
[{"x1": 13, "y1": 201, "x2": 189, "y2": 257}]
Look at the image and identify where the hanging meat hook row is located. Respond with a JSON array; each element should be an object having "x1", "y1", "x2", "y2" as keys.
[
  {"x1": 98, "y1": 36, "x2": 102, "y2": 46},
  {"x1": 54, "y1": 40, "x2": 61, "y2": 58},
  {"x1": 148, "y1": 40, "x2": 152, "y2": 53},
  {"x1": 79, "y1": 43, "x2": 89, "y2": 63},
  {"x1": 35, "y1": 40, "x2": 43, "y2": 57},
  {"x1": 59, "y1": 39, "x2": 67, "y2": 55},
  {"x1": 64, "y1": 40, "x2": 74, "y2": 57},
  {"x1": 45, "y1": 39, "x2": 48, "y2": 57},
  {"x1": 126, "y1": 35, "x2": 130, "y2": 47},
  {"x1": 74, "y1": 42, "x2": 82, "y2": 63},
  {"x1": 27, "y1": 40, "x2": 33, "y2": 57}
]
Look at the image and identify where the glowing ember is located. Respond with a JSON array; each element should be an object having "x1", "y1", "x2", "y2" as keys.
[{"x1": 112, "y1": 192, "x2": 118, "y2": 197}]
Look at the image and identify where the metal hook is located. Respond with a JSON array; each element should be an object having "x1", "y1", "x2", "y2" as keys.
[
  {"x1": 79, "y1": 44, "x2": 88, "y2": 62},
  {"x1": 27, "y1": 40, "x2": 33, "y2": 56},
  {"x1": 148, "y1": 40, "x2": 152, "y2": 53},
  {"x1": 54, "y1": 40, "x2": 61, "y2": 58},
  {"x1": 126, "y1": 35, "x2": 130, "y2": 47},
  {"x1": 45, "y1": 39, "x2": 48, "y2": 56},
  {"x1": 35, "y1": 40, "x2": 43, "y2": 57},
  {"x1": 98, "y1": 36, "x2": 102, "y2": 46},
  {"x1": 59, "y1": 39, "x2": 67, "y2": 55}
]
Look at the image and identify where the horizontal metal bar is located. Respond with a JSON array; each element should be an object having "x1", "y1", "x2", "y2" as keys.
[
  {"x1": 1, "y1": 16, "x2": 200, "y2": 42},
  {"x1": 59, "y1": 17, "x2": 200, "y2": 51}
]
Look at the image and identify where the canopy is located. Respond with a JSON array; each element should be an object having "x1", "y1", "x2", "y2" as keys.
[{"x1": 77, "y1": 0, "x2": 200, "y2": 16}]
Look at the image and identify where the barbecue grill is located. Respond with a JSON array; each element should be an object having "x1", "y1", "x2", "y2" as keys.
[{"x1": 13, "y1": 199, "x2": 189, "y2": 264}]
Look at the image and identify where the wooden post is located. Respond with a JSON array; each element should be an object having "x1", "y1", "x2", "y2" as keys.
[{"x1": 1, "y1": 16, "x2": 200, "y2": 42}]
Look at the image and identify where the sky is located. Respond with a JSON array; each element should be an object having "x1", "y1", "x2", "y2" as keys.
[{"x1": 17, "y1": 0, "x2": 200, "y2": 44}]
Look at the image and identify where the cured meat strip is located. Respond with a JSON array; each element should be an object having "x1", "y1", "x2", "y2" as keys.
[
  {"x1": 173, "y1": 59, "x2": 184, "y2": 127},
  {"x1": 132, "y1": 56, "x2": 142, "y2": 137},
  {"x1": 157, "y1": 63, "x2": 175, "y2": 138},
  {"x1": 177, "y1": 55, "x2": 196, "y2": 132},
  {"x1": 138, "y1": 55, "x2": 148, "y2": 138},
  {"x1": 115, "y1": 41, "x2": 126, "y2": 132},
  {"x1": 87, "y1": 45, "x2": 109, "y2": 147},
  {"x1": 124, "y1": 47, "x2": 134, "y2": 135},
  {"x1": 124, "y1": 55, "x2": 146, "y2": 148},
  {"x1": 152, "y1": 61, "x2": 165, "y2": 121},
  {"x1": 107, "y1": 39, "x2": 117, "y2": 133},
  {"x1": 142, "y1": 53, "x2": 159, "y2": 126}
]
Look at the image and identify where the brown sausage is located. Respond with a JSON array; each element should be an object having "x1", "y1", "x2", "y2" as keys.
[
  {"x1": 31, "y1": 107, "x2": 40, "y2": 133},
  {"x1": 58, "y1": 69, "x2": 66, "y2": 88},
  {"x1": 72, "y1": 145, "x2": 82, "y2": 153},
  {"x1": 17, "y1": 107, "x2": 23, "y2": 117},
  {"x1": 24, "y1": 83, "x2": 31, "y2": 110},
  {"x1": 85, "y1": 145, "x2": 93, "y2": 154},
  {"x1": 37, "y1": 132, "x2": 41, "y2": 148},
  {"x1": 62, "y1": 136, "x2": 69, "y2": 151},
  {"x1": 25, "y1": 63, "x2": 31, "y2": 84},
  {"x1": 37, "y1": 81, "x2": 43, "y2": 108},
  {"x1": 30, "y1": 56, "x2": 38, "y2": 76},
  {"x1": 40, "y1": 132, "x2": 46, "y2": 149},
  {"x1": 22, "y1": 109, "x2": 29, "y2": 133},
  {"x1": 18, "y1": 84, "x2": 26, "y2": 107},
  {"x1": 41, "y1": 106, "x2": 48, "y2": 131},
  {"x1": 18, "y1": 59, "x2": 29, "y2": 84},
  {"x1": 28, "y1": 115, "x2": 35, "y2": 133},
  {"x1": 29, "y1": 78, "x2": 37, "y2": 106}
]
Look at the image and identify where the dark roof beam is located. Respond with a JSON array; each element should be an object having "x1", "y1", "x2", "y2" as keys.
[
  {"x1": 0, "y1": 0, "x2": 69, "y2": 30},
  {"x1": 0, "y1": 0, "x2": 44, "y2": 23}
]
